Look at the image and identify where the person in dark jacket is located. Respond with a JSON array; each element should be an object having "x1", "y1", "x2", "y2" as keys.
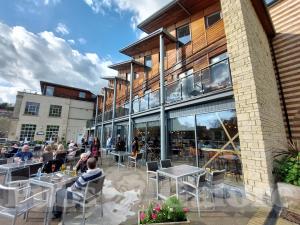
[
  {"x1": 115, "y1": 136, "x2": 126, "y2": 162},
  {"x1": 90, "y1": 137, "x2": 101, "y2": 161}
]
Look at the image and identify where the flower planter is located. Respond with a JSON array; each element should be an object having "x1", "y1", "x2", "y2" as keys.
[
  {"x1": 273, "y1": 182, "x2": 300, "y2": 210},
  {"x1": 138, "y1": 211, "x2": 191, "y2": 225}
]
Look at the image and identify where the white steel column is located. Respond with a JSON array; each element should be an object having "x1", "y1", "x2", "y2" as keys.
[
  {"x1": 159, "y1": 34, "x2": 166, "y2": 160},
  {"x1": 100, "y1": 90, "x2": 106, "y2": 147},
  {"x1": 111, "y1": 79, "x2": 117, "y2": 145},
  {"x1": 128, "y1": 62, "x2": 134, "y2": 152},
  {"x1": 94, "y1": 95, "x2": 99, "y2": 136}
]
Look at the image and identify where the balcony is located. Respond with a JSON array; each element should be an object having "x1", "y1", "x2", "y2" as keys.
[
  {"x1": 104, "y1": 110, "x2": 113, "y2": 121},
  {"x1": 165, "y1": 58, "x2": 231, "y2": 104},
  {"x1": 115, "y1": 102, "x2": 130, "y2": 118},
  {"x1": 132, "y1": 89, "x2": 160, "y2": 114}
]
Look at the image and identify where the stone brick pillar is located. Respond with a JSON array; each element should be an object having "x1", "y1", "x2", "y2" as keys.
[{"x1": 220, "y1": 0, "x2": 287, "y2": 202}]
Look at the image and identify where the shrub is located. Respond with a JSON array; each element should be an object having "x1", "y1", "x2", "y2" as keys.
[
  {"x1": 273, "y1": 140, "x2": 300, "y2": 186},
  {"x1": 139, "y1": 196, "x2": 188, "y2": 224}
]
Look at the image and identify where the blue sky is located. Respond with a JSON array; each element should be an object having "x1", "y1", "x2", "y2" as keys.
[{"x1": 0, "y1": 0, "x2": 171, "y2": 103}]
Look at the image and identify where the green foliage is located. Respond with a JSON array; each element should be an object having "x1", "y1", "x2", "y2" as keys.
[
  {"x1": 139, "y1": 196, "x2": 188, "y2": 224},
  {"x1": 274, "y1": 140, "x2": 300, "y2": 187}
]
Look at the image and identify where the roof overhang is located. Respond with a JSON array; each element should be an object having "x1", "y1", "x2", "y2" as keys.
[
  {"x1": 108, "y1": 60, "x2": 146, "y2": 71},
  {"x1": 101, "y1": 76, "x2": 129, "y2": 83},
  {"x1": 120, "y1": 28, "x2": 177, "y2": 57},
  {"x1": 138, "y1": 0, "x2": 219, "y2": 34},
  {"x1": 138, "y1": 0, "x2": 275, "y2": 38}
]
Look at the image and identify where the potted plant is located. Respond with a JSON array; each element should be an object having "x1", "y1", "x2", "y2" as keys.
[
  {"x1": 273, "y1": 140, "x2": 300, "y2": 210},
  {"x1": 138, "y1": 196, "x2": 190, "y2": 225}
]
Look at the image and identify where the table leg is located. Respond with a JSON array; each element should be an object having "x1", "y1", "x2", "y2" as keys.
[
  {"x1": 45, "y1": 187, "x2": 55, "y2": 225},
  {"x1": 156, "y1": 172, "x2": 159, "y2": 200},
  {"x1": 176, "y1": 178, "x2": 179, "y2": 199}
]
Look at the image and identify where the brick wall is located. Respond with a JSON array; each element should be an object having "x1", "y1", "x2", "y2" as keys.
[{"x1": 220, "y1": 0, "x2": 287, "y2": 202}]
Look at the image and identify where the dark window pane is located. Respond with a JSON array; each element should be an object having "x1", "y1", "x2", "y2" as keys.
[{"x1": 206, "y1": 11, "x2": 222, "y2": 28}]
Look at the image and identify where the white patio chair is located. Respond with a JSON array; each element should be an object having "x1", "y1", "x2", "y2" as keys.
[
  {"x1": 182, "y1": 171, "x2": 207, "y2": 216},
  {"x1": 62, "y1": 175, "x2": 105, "y2": 225},
  {"x1": 0, "y1": 181, "x2": 49, "y2": 225},
  {"x1": 128, "y1": 152, "x2": 143, "y2": 170}
]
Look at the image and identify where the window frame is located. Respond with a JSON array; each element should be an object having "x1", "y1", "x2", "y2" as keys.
[
  {"x1": 45, "y1": 86, "x2": 54, "y2": 96},
  {"x1": 45, "y1": 125, "x2": 60, "y2": 141},
  {"x1": 176, "y1": 23, "x2": 191, "y2": 46},
  {"x1": 205, "y1": 11, "x2": 222, "y2": 29},
  {"x1": 49, "y1": 105, "x2": 62, "y2": 117},
  {"x1": 24, "y1": 102, "x2": 40, "y2": 116},
  {"x1": 144, "y1": 55, "x2": 152, "y2": 69},
  {"x1": 20, "y1": 124, "x2": 36, "y2": 141}
]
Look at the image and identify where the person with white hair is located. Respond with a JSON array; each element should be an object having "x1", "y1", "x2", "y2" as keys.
[
  {"x1": 14, "y1": 145, "x2": 33, "y2": 161},
  {"x1": 74, "y1": 152, "x2": 90, "y2": 173}
]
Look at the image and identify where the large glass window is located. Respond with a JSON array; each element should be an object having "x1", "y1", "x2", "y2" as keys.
[
  {"x1": 144, "y1": 55, "x2": 152, "y2": 68},
  {"x1": 168, "y1": 116, "x2": 196, "y2": 165},
  {"x1": 24, "y1": 102, "x2": 40, "y2": 116},
  {"x1": 45, "y1": 86, "x2": 54, "y2": 96},
  {"x1": 79, "y1": 92, "x2": 86, "y2": 98},
  {"x1": 177, "y1": 24, "x2": 191, "y2": 45},
  {"x1": 49, "y1": 105, "x2": 62, "y2": 117},
  {"x1": 20, "y1": 124, "x2": 36, "y2": 141},
  {"x1": 205, "y1": 11, "x2": 222, "y2": 28},
  {"x1": 45, "y1": 125, "x2": 59, "y2": 141}
]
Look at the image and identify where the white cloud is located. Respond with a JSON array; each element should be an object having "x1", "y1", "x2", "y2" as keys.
[
  {"x1": 0, "y1": 22, "x2": 116, "y2": 103},
  {"x1": 83, "y1": 0, "x2": 172, "y2": 31},
  {"x1": 78, "y1": 37, "x2": 87, "y2": 45},
  {"x1": 44, "y1": 0, "x2": 61, "y2": 5},
  {"x1": 68, "y1": 39, "x2": 75, "y2": 45},
  {"x1": 55, "y1": 23, "x2": 70, "y2": 36}
]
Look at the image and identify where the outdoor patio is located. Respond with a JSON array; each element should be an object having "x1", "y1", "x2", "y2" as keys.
[{"x1": 0, "y1": 153, "x2": 278, "y2": 225}]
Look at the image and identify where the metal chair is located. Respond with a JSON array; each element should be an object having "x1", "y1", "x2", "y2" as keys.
[
  {"x1": 10, "y1": 167, "x2": 30, "y2": 182},
  {"x1": 128, "y1": 152, "x2": 143, "y2": 170},
  {"x1": 29, "y1": 163, "x2": 43, "y2": 177},
  {"x1": 0, "y1": 181, "x2": 49, "y2": 225},
  {"x1": 0, "y1": 159, "x2": 7, "y2": 165},
  {"x1": 182, "y1": 171, "x2": 207, "y2": 216},
  {"x1": 62, "y1": 175, "x2": 105, "y2": 225},
  {"x1": 206, "y1": 169, "x2": 227, "y2": 208},
  {"x1": 160, "y1": 159, "x2": 172, "y2": 168},
  {"x1": 146, "y1": 161, "x2": 166, "y2": 185}
]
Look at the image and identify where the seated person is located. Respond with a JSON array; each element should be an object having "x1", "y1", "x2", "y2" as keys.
[
  {"x1": 1, "y1": 147, "x2": 7, "y2": 158},
  {"x1": 54, "y1": 144, "x2": 66, "y2": 157},
  {"x1": 115, "y1": 136, "x2": 125, "y2": 162},
  {"x1": 14, "y1": 145, "x2": 33, "y2": 161},
  {"x1": 53, "y1": 157, "x2": 103, "y2": 218},
  {"x1": 74, "y1": 153, "x2": 89, "y2": 173},
  {"x1": 9, "y1": 144, "x2": 19, "y2": 154},
  {"x1": 40, "y1": 145, "x2": 53, "y2": 163}
]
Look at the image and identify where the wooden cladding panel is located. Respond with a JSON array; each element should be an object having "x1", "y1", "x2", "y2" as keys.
[
  {"x1": 270, "y1": 0, "x2": 300, "y2": 140},
  {"x1": 206, "y1": 20, "x2": 225, "y2": 45},
  {"x1": 191, "y1": 11, "x2": 207, "y2": 54}
]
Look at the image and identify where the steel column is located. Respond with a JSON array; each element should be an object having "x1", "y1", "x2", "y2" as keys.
[
  {"x1": 128, "y1": 62, "x2": 134, "y2": 152},
  {"x1": 159, "y1": 34, "x2": 166, "y2": 160},
  {"x1": 111, "y1": 79, "x2": 117, "y2": 145},
  {"x1": 100, "y1": 90, "x2": 106, "y2": 147}
]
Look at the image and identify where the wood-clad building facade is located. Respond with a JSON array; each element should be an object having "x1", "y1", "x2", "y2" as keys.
[{"x1": 90, "y1": 0, "x2": 295, "y2": 202}]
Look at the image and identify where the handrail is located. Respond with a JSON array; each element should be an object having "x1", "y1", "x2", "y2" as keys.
[{"x1": 165, "y1": 58, "x2": 229, "y2": 88}]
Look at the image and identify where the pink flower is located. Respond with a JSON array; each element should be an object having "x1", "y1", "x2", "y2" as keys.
[
  {"x1": 154, "y1": 204, "x2": 161, "y2": 212},
  {"x1": 183, "y1": 207, "x2": 189, "y2": 213},
  {"x1": 140, "y1": 212, "x2": 146, "y2": 221},
  {"x1": 151, "y1": 213, "x2": 157, "y2": 220}
]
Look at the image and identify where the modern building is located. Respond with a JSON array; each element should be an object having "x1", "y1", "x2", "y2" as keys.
[
  {"x1": 9, "y1": 81, "x2": 96, "y2": 143},
  {"x1": 88, "y1": 0, "x2": 298, "y2": 204}
]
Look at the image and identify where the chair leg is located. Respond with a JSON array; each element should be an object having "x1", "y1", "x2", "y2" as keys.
[
  {"x1": 196, "y1": 190, "x2": 200, "y2": 217},
  {"x1": 62, "y1": 196, "x2": 68, "y2": 225},
  {"x1": 11, "y1": 215, "x2": 17, "y2": 225},
  {"x1": 81, "y1": 204, "x2": 86, "y2": 225},
  {"x1": 100, "y1": 192, "x2": 103, "y2": 217}
]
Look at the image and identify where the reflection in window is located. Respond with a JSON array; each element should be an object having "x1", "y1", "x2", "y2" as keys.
[
  {"x1": 168, "y1": 116, "x2": 196, "y2": 165},
  {"x1": 196, "y1": 110, "x2": 239, "y2": 151},
  {"x1": 144, "y1": 55, "x2": 152, "y2": 68},
  {"x1": 79, "y1": 92, "x2": 86, "y2": 98},
  {"x1": 45, "y1": 86, "x2": 54, "y2": 96},
  {"x1": 177, "y1": 24, "x2": 191, "y2": 45},
  {"x1": 202, "y1": 52, "x2": 231, "y2": 93}
]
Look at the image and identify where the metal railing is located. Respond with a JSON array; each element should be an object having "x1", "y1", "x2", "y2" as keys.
[
  {"x1": 104, "y1": 110, "x2": 113, "y2": 121},
  {"x1": 165, "y1": 58, "x2": 231, "y2": 104},
  {"x1": 132, "y1": 89, "x2": 160, "y2": 114},
  {"x1": 86, "y1": 119, "x2": 96, "y2": 128},
  {"x1": 115, "y1": 102, "x2": 130, "y2": 118}
]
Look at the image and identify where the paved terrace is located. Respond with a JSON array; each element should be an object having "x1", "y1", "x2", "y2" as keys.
[{"x1": 0, "y1": 154, "x2": 297, "y2": 225}]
